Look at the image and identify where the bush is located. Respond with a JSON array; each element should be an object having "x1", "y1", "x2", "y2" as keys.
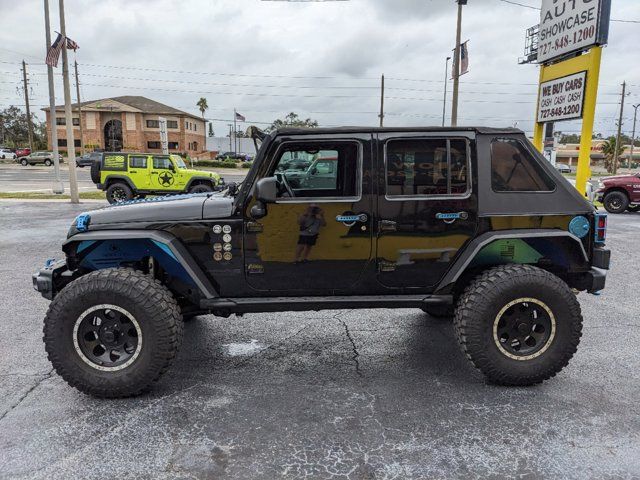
[
  {"x1": 241, "y1": 162, "x2": 253, "y2": 169},
  {"x1": 194, "y1": 159, "x2": 238, "y2": 168}
]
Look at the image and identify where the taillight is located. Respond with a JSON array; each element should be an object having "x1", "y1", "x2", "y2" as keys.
[{"x1": 594, "y1": 213, "x2": 607, "y2": 245}]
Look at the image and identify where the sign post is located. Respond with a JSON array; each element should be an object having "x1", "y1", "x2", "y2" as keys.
[
  {"x1": 531, "y1": 0, "x2": 610, "y2": 196},
  {"x1": 158, "y1": 116, "x2": 168, "y2": 155}
]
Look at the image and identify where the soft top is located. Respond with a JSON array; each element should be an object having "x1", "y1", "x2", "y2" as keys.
[{"x1": 272, "y1": 126, "x2": 523, "y2": 136}]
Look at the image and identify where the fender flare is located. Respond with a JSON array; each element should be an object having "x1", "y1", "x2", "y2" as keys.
[
  {"x1": 185, "y1": 176, "x2": 217, "y2": 190},
  {"x1": 63, "y1": 229, "x2": 218, "y2": 299},
  {"x1": 103, "y1": 175, "x2": 137, "y2": 191},
  {"x1": 435, "y1": 229, "x2": 589, "y2": 292}
]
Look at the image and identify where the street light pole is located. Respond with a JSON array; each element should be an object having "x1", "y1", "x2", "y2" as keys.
[
  {"x1": 629, "y1": 104, "x2": 639, "y2": 170},
  {"x1": 613, "y1": 81, "x2": 626, "y2": 175},
  {"x1": 450, "y1": 0, "x2": 466, "y2": 127},
  {"x1": 442, "y1": 56, "x2": 451, "y2": 127}
]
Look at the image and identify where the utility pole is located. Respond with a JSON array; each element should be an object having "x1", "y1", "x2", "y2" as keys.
[
  {"x1": 233, "y1": 108, "x2": 237, "y2": 154},
  {"x1": 74, "y1": 60, "x2": 84, "y2": 155},
  {"x1": 228, "y1": 124, "x2": 232, "y2": 153},
  {"x1": 629, "y1": 104, "x2": 639, "y2": 170},
  {"x1": 378, "y1": 74, "x2": 384, "y2": 127},
  {"x1": 58, "y1": 0, "x2": 79, "y2": 203},
  {"x1": 613, "y1": 81, "x2": 626, "y2": 175},
  {"x1": 21, "y1": 61, "x2": 34, "y2": 151},
  {"x1": 450, "y1": 0, "x2": 466, "y2": 127},
  {"x1": 442, "y1": 56, "x2": 451, "y2": 127},
  {"x1": 44, "y1": 0, "x2": 63, "y2": 193}
]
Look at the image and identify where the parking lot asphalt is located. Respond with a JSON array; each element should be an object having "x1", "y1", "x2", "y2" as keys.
[
  {"x1": 1, "y1": 201, "x2": 639, "y2": 479},
  {"x1": 0, "y1": 164, "x2": 247, "y2": 193}
]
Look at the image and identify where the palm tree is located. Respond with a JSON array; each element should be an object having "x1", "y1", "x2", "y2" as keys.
[
  {"x1": 196, "y1": 97, "x2": 208, "y2": 119},
  {"x1": 600, "y1": 136, "x2": 625, "y2": 173}
]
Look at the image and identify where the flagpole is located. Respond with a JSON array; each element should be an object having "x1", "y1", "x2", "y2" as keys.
[
  {"x1": 44, "y1": 0, "x2": 63, "y2": 194},
  {"x1": 233, "y1": 108, "x2": 237, "y2": 155},
  {"x1": 58, "y1": 0, "x2": 79, "y2": 204}
]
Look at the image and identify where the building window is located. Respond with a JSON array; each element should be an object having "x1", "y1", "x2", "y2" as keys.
[
  {"x1": 147, "y1": 141, "x2": 161, "y2": 149},
  {"x1": 167, "y1": 120, "x2": 178, "y2": 129},
  {"x1": 72, "y1": 118, "x2": 80, "y2": 126},
  {"x1": 194, "y1": 123, "x2": 197, "y2": 132},
  {"x1": 185, "y1": 120, "x2": 190, "y2": 130},
  {"x1": 56, "y1": 117, "x2": 65, "y2": 126},
  {"x1": 491, "y1": 138, "x2": 555, "y2": 192},
  {"x1": 146, "y1": 120, "x2": 159, "y2": 128},
  {"x1": 193, "y1": 141, "x2": 198, "y2": 151},
  {"x1": 168, "y1": 142, "x2": 179, "y2": 150},
  {"x1": 57, "y1": 139, "x2": 81, "y2": 147}
]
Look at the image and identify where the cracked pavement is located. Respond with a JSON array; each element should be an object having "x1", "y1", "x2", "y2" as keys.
[{"x1": 1, "y1": 201, "x2": 640, "y2": 479}]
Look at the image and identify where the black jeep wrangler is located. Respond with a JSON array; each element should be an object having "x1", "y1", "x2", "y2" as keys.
[{"x1": 34, "y1": 127, "x2": 610, "y2": 397}]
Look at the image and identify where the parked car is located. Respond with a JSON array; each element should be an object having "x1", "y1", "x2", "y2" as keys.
[
  {"x1": 556, "y1": 164, "x2": 573, "y2": 173},
  {"x1": 0, "y1": 148, "x2": 17, "y2": 160},
  {"x1": 595, "y1": 173, "x2": 640, "y2": 213},
  {"x1": 76, "y1": 152, "x2": 102, "y2": 168},
  {"x1": 15, "y1": 147, "x2": 31, "y2": 158},
  {"x1": 91, "y1": 152, "x2": 224, "y2": 204},
  {"x1": 34, "y1": 125, "x2": 610, "y2": 397},
  {"x1": 19, "y1": 151, "x2": 63, "y2": 166},
  {"x1": 215, "y1": 151, "x2": 247, "y2": 161}
]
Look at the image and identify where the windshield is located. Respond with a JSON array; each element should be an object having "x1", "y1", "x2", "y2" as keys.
[{"x1": 171, "y1": 155, "x2": 188, "y2": 169}]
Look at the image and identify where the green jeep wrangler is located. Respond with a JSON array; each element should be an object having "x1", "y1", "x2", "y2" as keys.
[{"x1": 91, "y1": 152, "x2": 223, "y2": 204}]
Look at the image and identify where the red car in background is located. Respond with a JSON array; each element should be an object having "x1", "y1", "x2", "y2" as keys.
[
  {"x1": 595, "y1": 173, "x2": 640, "y2": 213},
  {"x1": 15, "y1": 147, "x2": 31, "y2": 157}
]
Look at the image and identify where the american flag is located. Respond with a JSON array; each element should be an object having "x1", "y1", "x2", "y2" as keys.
[
  {"x1": 460, "y1": 41, "x2": 469, "y2": 76},
  {"x1": 66, "y1": 36, "x2": 79, "y2": 51},
  {"x1": 235, "y1": 111, "x2": 246, "y2": 122},
  {"x1": 45, "y1": 33, "x2": 64, "y2": 67}
]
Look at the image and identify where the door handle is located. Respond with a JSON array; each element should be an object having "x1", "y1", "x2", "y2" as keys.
[
  {"x1": 378, "y1": 220, "x2": 397, "y2": 232},
  {"x1": 436, "y1": 212, "x2": 469, "y2": 224},
  {"x1": 335, "y1": 213, "x2": 367, "y2": 226}
]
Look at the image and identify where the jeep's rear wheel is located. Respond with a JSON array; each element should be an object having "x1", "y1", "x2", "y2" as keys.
[
  {"x1": 453, "y1": 265, "x2": 582, "y2": 386},
  {"x1": 603, "y1": 191, "x2": 629, "y2": 214},
  {"x1": 189, "y1": 183, "x2": 213, "y2": 194},
  {"x1": 106, "y1": 182, "x2": 133, "y2": 204},
  {"x1": 43, "y1": 268, "x2": 183, "y2": 398}
]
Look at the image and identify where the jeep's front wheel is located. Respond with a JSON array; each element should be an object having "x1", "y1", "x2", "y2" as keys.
[
  {"x1": 189, "y1": 183, "x2": 213, "y2": 194},
  {"x1": 603, "y1": 191, "x2": 629, "y2": 214},
  {"x1": 43, "y1": 268, "x2": 183, "y2": 398},
  {"x1": 106, "y1": 182, "x2": 133, "y2": 204},
  {"x1": 453, "y1": 265, "x2": 582, "y2": 386}
]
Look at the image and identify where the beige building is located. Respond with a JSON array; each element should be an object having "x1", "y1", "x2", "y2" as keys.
[{"x1": 43, "y1": 96, "x2": 206, "y2": 155}]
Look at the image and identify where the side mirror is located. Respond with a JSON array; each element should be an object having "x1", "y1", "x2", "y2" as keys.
[
  {"x1": 169, "y1": 163, "x2": 176, "y2": 172},
  {"x1": 255, "y1": 176, "x2": 277, "y2": 203},
  {"x1": 250, "y1": 202, "x2": 267, "y2": 219}
]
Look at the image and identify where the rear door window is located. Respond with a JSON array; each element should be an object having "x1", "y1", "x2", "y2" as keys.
[
  {"x1": 129, "y1": 156, "x2": 148, "y2": 169},
  {"x1": 491, "y1": 139, "x2": 555, "y2": 192}
]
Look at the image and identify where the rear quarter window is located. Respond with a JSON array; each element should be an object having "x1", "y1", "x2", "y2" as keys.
[
  {"x1": 491, "y1": 138, "x2": 555, "y2": 192},
  {"x1": 102, "y1": 154, "x2": 127, "y2": 171}
]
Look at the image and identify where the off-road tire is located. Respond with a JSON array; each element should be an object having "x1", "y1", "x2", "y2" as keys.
[
  {"x1": 189, "y1": 183, "x2": 213, "y2": 194},
  {"x1": 603, "y1": 191, "x2": 629, "y2": 214},
  {"x1": 43, "y1": 268, "x2": 183, "y2": 398},
  {"x1": 453, "y1": 264, "x2": 582, "y2": 386},
  {"x1": 44, "y1": 159, "x2": 52, "y2": 166},
  {"x1": 106, "y1": 182, "x2": 134, "y2": 204},
  {"x1": 627, "y1": 205, "x2": 640, "y2": 213},
  {"x1": 421, "y1": 305, "x2": 454, "y2": 318},
  {"x1": 20, "y1": 158, "x2": 28, "y2": 166}
]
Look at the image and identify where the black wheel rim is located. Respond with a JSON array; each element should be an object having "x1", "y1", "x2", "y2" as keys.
[
  {"x1": 110, "y1": 187, "x2": 128, "y2": 203},
  {"x1": 493, "y1": 298, "x2": 555, "y2": 360},
  {"x1": 73, "y1": 305, "x2": 142, "y2": 371},
  {"x1": 608, "y1": 197, "x2": 622, "y2": 210}
]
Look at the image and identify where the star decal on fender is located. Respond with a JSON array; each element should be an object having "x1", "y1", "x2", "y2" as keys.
[{"x1": 158, "y1": 172, "x2": 174, "y2": 186}]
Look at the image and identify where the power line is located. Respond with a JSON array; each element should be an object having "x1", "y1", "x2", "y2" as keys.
[{"x1": 498, "y1": 0, "x2": 640, "y2": 23}]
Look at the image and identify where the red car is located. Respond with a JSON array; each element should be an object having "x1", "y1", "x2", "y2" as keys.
[
  {"x1": 15, "y1": 147, "x2": 31, "y2": 158},
  {"x1": 595, "y1": 173, "x2": 640, "y2": 213}
]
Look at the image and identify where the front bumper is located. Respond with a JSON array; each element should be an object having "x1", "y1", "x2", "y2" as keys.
[{"x1": 32, "y1": 259, "x2": 68, "y2": 300}]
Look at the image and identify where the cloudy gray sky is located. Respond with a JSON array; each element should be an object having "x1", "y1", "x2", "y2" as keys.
[{"x1": 0, "y1": 0, "x2": 638, "y2": 137}]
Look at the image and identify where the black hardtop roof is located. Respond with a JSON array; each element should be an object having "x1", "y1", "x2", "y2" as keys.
[{"x1": 272, "y1": 126, "x2": 523, "y2": 136}]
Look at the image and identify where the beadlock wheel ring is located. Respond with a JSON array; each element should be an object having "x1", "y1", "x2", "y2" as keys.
[
  {"x1": 73, "y1": 304, "x2": 143, "y2": 371},
  {"x1": 492, "y1": 297, "x2": 556, "y2": 361}
]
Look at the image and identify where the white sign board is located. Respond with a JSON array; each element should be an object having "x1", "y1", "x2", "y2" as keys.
[
  {"x1": 537, "y1": 71, "x2": 586, "y2": 123},
  {"x1": 158, "y1": 116, "x2": 169, "y2": 154},
  {"x1": 538, "y1": 0, "x2": 609, "y2": 63}
]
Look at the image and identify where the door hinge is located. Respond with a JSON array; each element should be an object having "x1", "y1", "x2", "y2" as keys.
[
  {"x1": 378, "y1": 261, "x2": 397, "y2": 272},
  {"x1": 378, "y1": 220, "x2": 397, "y2": 233},
  {"x1": 246, "y1": 221, "x2": 263, "y2": 233}
]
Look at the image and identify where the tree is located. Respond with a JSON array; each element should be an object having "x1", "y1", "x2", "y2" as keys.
[
  {"x1": 0, "y1": 105, "x2": 47, "y2": 149},
  {"x1": 600, "y1": 136, "x2": 625, "y2": 173},
  {"x1": 267, "y1": 112, "x2": 318, "y2": 132},
  {"x1": 559, "y1": 133, "x2": 580, "y2": 144},
  {"x1": 196, "y1": 97, "x2": 208, "y2": 119},
  {"x1": 208, "y1": 123, "x2": 214, "y2": 137}
]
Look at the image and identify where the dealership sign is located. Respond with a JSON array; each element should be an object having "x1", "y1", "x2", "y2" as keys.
[
  {"x1": 537, "y1": 0, "x2": 610, "y2": 64},
  {"x1": 537, "y1": 71, "x2": 586, "y2": 123}
]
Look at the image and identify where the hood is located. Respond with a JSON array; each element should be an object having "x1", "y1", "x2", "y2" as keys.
[
  {"x1": 601, "y1": 173, "x2": 639, "y2": 183},
  {"x1": 184, "y1": 168, "x2": 220, "y2": 180},
  {"x1": 70, "y1": 193, "x2": 234, "y2": 234}
]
